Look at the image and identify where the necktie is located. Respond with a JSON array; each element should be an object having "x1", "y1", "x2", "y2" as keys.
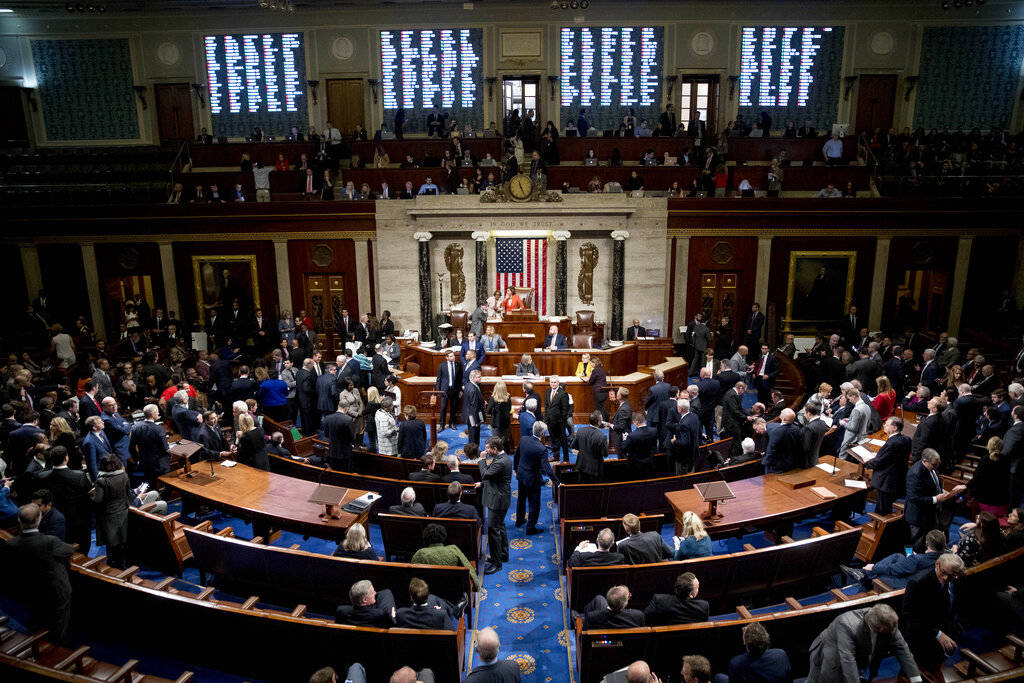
[
  {"x1": 931, "y1": 468, "x2": 939, "y2": 491},
  {"x1": 448, "y1": 362, "x2": 454, "y2": 384}
]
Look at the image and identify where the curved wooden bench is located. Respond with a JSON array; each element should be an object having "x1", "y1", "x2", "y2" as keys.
[{"x1": 377, "y1": 513, "x2": 482, "y2": 566}]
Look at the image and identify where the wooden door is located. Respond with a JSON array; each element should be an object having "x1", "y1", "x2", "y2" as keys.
[
  {"x1": 0, "y1": 86, "x2": 29, "y2": 145},
  {"x1": 854, "y1": 75, "x2": 898, "y2": 135},
  {"x1": 154, "y1": 83, "x2": 194, "y2": 144},
  {"x1": 303, "y1": 273, "x2": 345, "y2": 353},
  {"x1": 502, "y1": 76, "x2": 540, "y2": 125},
  {"x1": 326, "y1": 79, "x2": 365, "y2": 137},
  {"x1": 699, "y1": 272, "x2": 738, "y2": 327}
]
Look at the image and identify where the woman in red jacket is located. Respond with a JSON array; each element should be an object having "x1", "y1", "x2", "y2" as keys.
[{"x1": 872, "y1": 375, "x2": 897, "y2": 419}]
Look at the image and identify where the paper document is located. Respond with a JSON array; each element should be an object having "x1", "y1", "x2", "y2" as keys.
[
  {"x1": 851, "y1": 445, "x2": 877, "y2": 462},
  {"x1": 844, "y1": 479, "x2": 868, "y2": 489},
  {"x1": 816, "y1": 463, "x2": 839, "y2": 474},
  {"x1": 819, "y1": 416, "x2": 833, "y2": 428},
  {"x1": 221, "y1": 460, "x2": 237, "y2": 468},
  {"x1": 868, "y1": 439, "x2": 886, "y2": 447}
]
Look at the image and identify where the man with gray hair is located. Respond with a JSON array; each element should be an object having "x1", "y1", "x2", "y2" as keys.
[
  {"x1": 441, "y1": 455, "x2": 474, "y2": 485},
  {"x1": 387, "y1": 486, "x2": 425, "y2": 516},
  {"x1": 170, "y1": 388, "x2": 201, "y2": 440},
  {"x1": 806, "y1": 603, "x2": 919, "y2": 682},
  {"x1": 839, "y1": 386, "x2": 871, "y2": 454},
  {"x1": 464, "y1": 627, "x2": 521, "y2": 682},
  {"x1": 568, "y1": 527, "x2": 624, "y2": 568},
  {"x1": 6, "y1": 503, "x2": 75, "y2": 643},
  {"x1": 519, "y1": 396, "x2": 538, "y2": 438},
  {"x1": 334, "y1": 579, "x2": 396, "y2": 628},
  {"x1": 902, "y1": 553, "x2": 966, "y2": 671},
  {"x1": 129, "y1": 403, "x2": 170, "y2": 486},
  {"x1": 905, "y1": 448, "x2": 965, "y2": 550}
]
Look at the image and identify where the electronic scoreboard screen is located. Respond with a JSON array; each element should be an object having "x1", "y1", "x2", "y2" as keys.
[
  {"x1": 379, "y1": 29, "x2": 484, "y2": 133},
  {"x1": 203, "y1": 32, "x2": 307, "y2": 138},
  {"x1": 559, "y1": 26, "x2": 664, "y2": 132},
  {"x1": 737, "y1": 26, "x2": 845, "y2": 130}
]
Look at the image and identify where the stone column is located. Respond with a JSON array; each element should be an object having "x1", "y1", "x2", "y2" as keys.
[
  {"x1": 472, "y1": 231, "x2": 489, "y2": 307},
  {"x1": 80, "y1": 242, "x2": 106, "y2": 340},
  {"x1": 753, "y1": 237, "x2": 772, "y2": 306},
  {"x1": 273, "y1": 239, "x2": 294, "y2": 317},
  {"x1": 673, "y1": 237, "x2": 690, "y2": 343},
  {"x1": 947, "y1": 236, "x2": 974, "y2": 336},
  {"x1": 414, "y1": 232, "x2": 434, "y2": 340},
  {"x1": 354, "y1": 237, "x2": 371, "y2": 315},
  {"x1": 552, "y1": 231, "x2": 570, "y2": 316},
  {"x1": 868, "y1": 237, "x2": 891, "y2": 331},
  {"x1": 610, "y1": 230, "x2": 629, "y2": 341},
  {"x1": 157, "y1": 241, "x2": 180, "y2": 321},
  {"x1": 20, "y1": 244, "x2": 43, "y2": 304}
]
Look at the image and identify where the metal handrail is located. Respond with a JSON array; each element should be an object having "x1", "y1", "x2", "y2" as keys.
[{"x1": 167, "y1": 139, "x2": 191, "y2": 187}]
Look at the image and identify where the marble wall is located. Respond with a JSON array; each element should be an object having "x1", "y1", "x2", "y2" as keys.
[{"x1": 374, "y1": 195, "x2": 670, "y2": 340}]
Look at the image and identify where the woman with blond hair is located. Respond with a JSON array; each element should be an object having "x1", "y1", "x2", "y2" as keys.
[
  {"x1": 235, "y1": 412, "x2": 269, "y2": 471},
  {"x1": 805, "y1": 382, "x2": 833, "y2": 417},
  {"x1": 364, "y1": 386, "x2": 381, "y2": 451},
  {"x1": 332, "y1": 522, "x2": 377, "y2": 560},
  {"x1": 967, "y1": 436, "x2": 1011, "y2": 517},
  {"x1": 429, "y1": 440, "x2": 449, "y2": 463},
  {"x1": 673, "y1": 510, "x2": 713, "y2": 560},
  {"x1": 487, "y1": 380, "x2": 512, "y2": 450},
  {"x1": 49, "y1": 416, "x2": 83, "y2": 472}
]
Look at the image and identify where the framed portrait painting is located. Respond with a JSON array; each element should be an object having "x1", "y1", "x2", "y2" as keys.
[
  {"x1": 784, "y1": 251, "x2": 856, "y2": 330},
  {"x1": 191, "y1": 255, "x2": 260, "y2": 326}
]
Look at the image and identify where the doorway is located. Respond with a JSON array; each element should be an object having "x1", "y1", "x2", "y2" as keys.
[
  {"x1": 699, "y1": 271, "x2": 738, "y2": 332},
  {"x1": 153, "y1": 83, "x2": 194, "y2": 144},
  {"x1": 502, "y1": 76, "x2": 540, "y2": 127},
  {"x1": 326, "y1": 79, "x2": 365, "y2": 137},
  {"x1": 895, "y1": 270, "x2": 948, "y2": 333},
  {"x1": 303, "y1": 273, "x2": 345, "y2": 352},
  {"x1": 0, "y1": 86, "x2": 30, "y2": 146},
  {"x1": 854, "y1": 75, "x2": 898, "y2": 135},
  {"x1": 679, "y1": 77, "x2": 719, "y2": 134}
]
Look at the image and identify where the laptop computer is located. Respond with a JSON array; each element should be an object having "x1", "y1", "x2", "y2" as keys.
[{"x1": 584, "y1": 158, "x2": 597, "y2": 166}]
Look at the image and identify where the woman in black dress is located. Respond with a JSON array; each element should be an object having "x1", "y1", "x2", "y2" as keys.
[
  {"x1": 235, "y1": 413, "x2": 269, "y2": 471},
  {"x1": 91, "y1": 454, "x2": 132, "y2": 568},
  {"x1": 714, "y1": 315, "x2": 734, "y2": 361}
]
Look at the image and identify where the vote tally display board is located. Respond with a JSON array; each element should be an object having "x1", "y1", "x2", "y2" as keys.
[
  {"x1": 379, "y1": 28, "x2": 484, "y2": 132},
  {"x1": 203, "y1": 32, "x2": 308, "y2": 138},
  {"x1": 736, "y1": 26, "x2": 845, "y2": 131},
  {"x1": 559, "y1": 26, "x2": 665, "y2": 132}
]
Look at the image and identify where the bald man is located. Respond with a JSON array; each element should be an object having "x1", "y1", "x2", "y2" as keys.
[
  {"x1": 464, "y1": 627, "x2": 522, "y2": 681},
  {"x1": 762, "y1": 408, "x2": 804, "y2": 473}
]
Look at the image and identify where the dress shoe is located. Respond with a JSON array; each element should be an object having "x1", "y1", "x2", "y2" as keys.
[
  {"x1": 514, "y1": 519, "x2": 525, "y2": 528},
  {"x1": 484, "y1": 562, "x2": 503, "y2": 575},
  {"x1": 525, "y1": 526, "x2": 544, "y2": 535},
  {"x1": 453, "y1": 592, "x2": 469, "y2": 618},
  {"x1": 840, "y1": 564, "x2": 867, "y2": 584}
]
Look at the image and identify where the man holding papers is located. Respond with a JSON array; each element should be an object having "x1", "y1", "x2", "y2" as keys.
[{"x1": 863, "y1": 416, "x2": 912, "y2": 515}]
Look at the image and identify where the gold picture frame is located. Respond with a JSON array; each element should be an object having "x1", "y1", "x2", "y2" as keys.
[
  {"x1": 191, "y1": 255, "x2": 260, "y2": 327},
  {"x1": 784, "y1": 250, "x2": 857, "y2": 331}
]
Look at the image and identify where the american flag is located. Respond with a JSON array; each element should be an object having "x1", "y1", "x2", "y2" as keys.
[{"x1": 496, "y1": 237, "x2": 547, "y2": 315}]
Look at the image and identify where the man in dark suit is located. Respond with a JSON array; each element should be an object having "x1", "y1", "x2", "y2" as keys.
[
  {"x1": 36, "y1": 445, "x2": 91, "y2": 554},
  {"x1": 843, "y1": 529, "x2": 947, "y2": 589},
  {"x1": 77, "y1": 380, "x2": 102, "y2": 429},
  {"x1": 479, "y1": 437, "x2": 512, "y2": 574},
  {"x1": 315, "y1": 364, "x2": 341, "y2": 419},
  {"x1": 644, "y1": 369, "x2": 671, "y2": 443},
  {"x1": 370, "y1": 344, "x2": 391, "y2": 393},
  {"x1": 751, "y1": 344, "x2": 779, "y2": 404},
  {"x1": 1003, "y1": 405, "x2": 1024, "y2": 509},
  {"x1": 847, "y1": 347, "x2": 882, "y2": 396},
  {"x1": 911, "y1": 398, "x2": 947, "y2": 462},
  {"x1": 128, "y1": 405, "x2": 170, "y2": 486},
  {"x1": 762, "y1": 409, "x2": 803, "y2": 473},
  {"x1": 582, "y1": 585, "x2": 645, "y2": 629},
  {"x1": 515, "y1": 421, "x2": 553, "y2": 534},
  {"x1": 545, "y1": 376, "x2": 572, "y2": 462},
  {"x1": 720, "y1": 381, "x2": 749, "y2": 458},
  {"x1": 695, "y1": 367, "x2": 721, "y2": 439},
  {"x1": 840, "y1": 305, "x2": 861, "y2": 349},
  {"x1": 807, "y1": 603, "x2": 919, "y2": 683},
  {"x1": 625, "y1": 319, "x2": 647, "y2": 341},
  {"x1": 335, "y1": 580, "x2": 395, "y2": 628},
  {"x1": 335, "y1": 308, "x2": 356, "y2": 346},
  {"x1": 567, "y1": 527, "x2": 625, "y2": 567},
  {"x1": 8, "y1": 414, "x2": 45, "y2": 476},
  {"x1": 395, "y1": 577, "x2": 465, "y2": 630},
  {"x1": 905, "y1": 449, "x2": 965, "y2": 550},
  {"x1": 409, "y1": 455, "x2": 442, "y2": 482},
  {"x1": 901, "y1": 554, "x2": 965, "y2": 673},
  {"x1": 743, "y1": 303, "x2": 765, "y2": 352},
  {"x1": 542, "y1": 324, "x2": 568, "y2": 350},
  {"x1": 667, "y1": 400, "x2": 701, "y2": 474},
  {"x1": 353, "y1": 314, "x2": 374, "y2": 353},
  {"x1": 464, "y1": 627, "x2": 522, "y2": 683},
  {"x1": 620, "y1": 412, "x2": 658, "y2": 478},
  {"x1": 606, "y1": 388, "x2": 633, "y2": 454},
  {"x1": 643, "y1": 572, "x2": 709, "y2": 626},
  {"x1": 250, "y1": 307, "x2": 276, "y2": 353},
  {"x1": 859, "y1": 415, "x2": 909, "y2": 515},
  {"x1": 294, "y1": 358, "x2": 318, "y2": 435},
  {"x1": 463, "y1": 370, "x2": 485, "y2": 450},
  {"x1": 434, "y1": 350, "x2": 463, "y2": 431},
  {"x1": 228, "y1": 365, "x2": 259, "y2": 406},
  {"x1": 801, "y1": 403, "x2": 830, "y2": 469},
  {"x1": 919, "y1": 349, "x2": 940, "y2": 395},
  {"x1": 388, "y1": 487, "x2": 426, "y2": 516},
  {"x1": 432, "y1": 482, "x2": 478, "y2": 520},
  {"x1": 615, "y1": 513, "x2": 671, "y2": 564},
  {"x1": 724, "y1": 622, "x2": 791, "y2": 683},
  {"x1": 3, "y1": 503, "x2": 75, "y2": 644},
  {"x1": 571, "y1": 411, "x2": 608, "y2": 483},
  {"x1": 322, "y1": 404, "x2": 354, "y2": 471}
]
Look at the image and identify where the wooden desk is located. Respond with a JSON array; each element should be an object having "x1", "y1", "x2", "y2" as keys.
[
  {"x1": 664, "y1": 458, "x2": 866, "y2": 537},
  {"x1": 405, "y1": 342, "x2": 641, "y2": 377},
  {"x1": 159, "y1": 462, "x2": 373, "y2": 541}
]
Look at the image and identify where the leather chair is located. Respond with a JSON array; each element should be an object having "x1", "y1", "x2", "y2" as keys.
[
  {"x1": 449, "y1": 310, "x2": 468, "y2": 332},
  {"x1": 480, "y1": 365, "x2": 498, "y2": 377},
  {"x1": 575, "y1": 310, "x2": 596, "y2": 334},
  {"x1": 512, "y1": 287, "x2": 535, "y2": 311},
  {"x1": 571, "y1": 334, "x2": 594, "y2": 349},
  {"x1": 405, "y1": 361, "x2": 420, "y2": 376}
]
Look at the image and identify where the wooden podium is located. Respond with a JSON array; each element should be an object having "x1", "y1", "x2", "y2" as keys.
[
  {"x1": 694, "y1": 480, "x2": 736, "y2": 521},
  {"x1": 418, "y1": 390, "x2": 446, "y2": 446},
  {"x1": 307, "y1": 484, "x2": 349, "y2": 521}
]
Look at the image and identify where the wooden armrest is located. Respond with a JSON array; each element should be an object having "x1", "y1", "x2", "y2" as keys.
[
  {"x1": 193, "y1": 520, "x2": 214, "y2": 532},
  {"x1": 781, "y1": 535, "x2": 796, "y2": 543},
  {"x1": 742, "y1": 543, "x2": 756, "y2": 552},
  {"x1": 153, "y1": 577, "x2": 175, "y2": 591},
  {"x1": 215, "y1": 527, "x2": 234, "y2": 537},
  {"x1": 289, "y1": 544, "x2": 301, "y2": 550},
  {"x1": 174, "y1": 673, "x2": 195, "y2": 683},
  {"x1": 1006, "y1": 633, "x2": 1024, "y2": 659},
  {"x1": 291, "y1": 605, "x2": 307, "y2": 618},
  {"x1": 784, "y1": 597, "x2": 801, "y2": 610},
  {"x1": 829, "y1": 588, "x2": 850, "y2": 601},
  {"x1": 736, "y1": 606, "x2": 753, "y2": 619},
  {"x1": 574, "y1": 616, "x2": 583, "y2": 634},
  {"x1": 0, "y1": 615, "x2": 7, "y2": 627},
  {"x1": 810, "y1": 526, "x2": 830, "y2": 537},
  {"x1": 250, "y1": 536, "x2": 264, "y2": 545},
  {"x1": 138, "y1": 502, "x2": 159, "y2": 513},
  {"x1": 834, "y1": 520, "x2": 856, "y2": 531},
  {"x1": 241, "y1": 596, "x2": 260, "y2": 610},
  {"x1": 80, "y1": 556, "x2": 104, "y2": 570},
  {"x1": 108, "y1": 659, "x2": 140, "y2": 683},
  {"x1": 960, "y1": 649, "x2": 998, "y2": 675},
  {"x1": 53, "y1": 645, "x2": 91, "y2": 671},
  {"x1": 10, "y1": 631, "x2": 50, "y2": 657},
  {"x1": 161, "y1": 511, "x2": 182, "y2": 523},
  {"x1": 872, "y1": 579, "x2": 894, "y2": 594},
  {"x1": 867, "y1": 512, "x2": 890, "y2": 523},
  {"x1": 196, "y1": 587, "x2": 216, "y2": 600},
  {"x1": 113, "y1": 566, "x2": 139, "y2": 581}
]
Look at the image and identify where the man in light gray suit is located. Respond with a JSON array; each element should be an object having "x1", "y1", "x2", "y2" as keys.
[
  {"x1": 806, "y1": 604, "x2": 920, "y2": 683},
  {"x1": 839, "y1": 386, "x2": 872, "y2": 455},
  {"x1": 687, "y1": 313, "x2": 712, "y2": 369},
  {"x1": 729, "y1": 345, "x2": 750, "y2": 377}
]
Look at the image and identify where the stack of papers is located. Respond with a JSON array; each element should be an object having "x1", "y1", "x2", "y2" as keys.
[
  {"x1": 850, "y1": 445, "x2": 877, "y2": 462},
  {"x1": 816, "y1": 463, "x2": 840, "y2": 475},
  {"x1": 844, "y1": 479, "x2": 868, "y2": 489},
  {"x1": 221, "y1": 460, "x2": 237, "y2": 468}
]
